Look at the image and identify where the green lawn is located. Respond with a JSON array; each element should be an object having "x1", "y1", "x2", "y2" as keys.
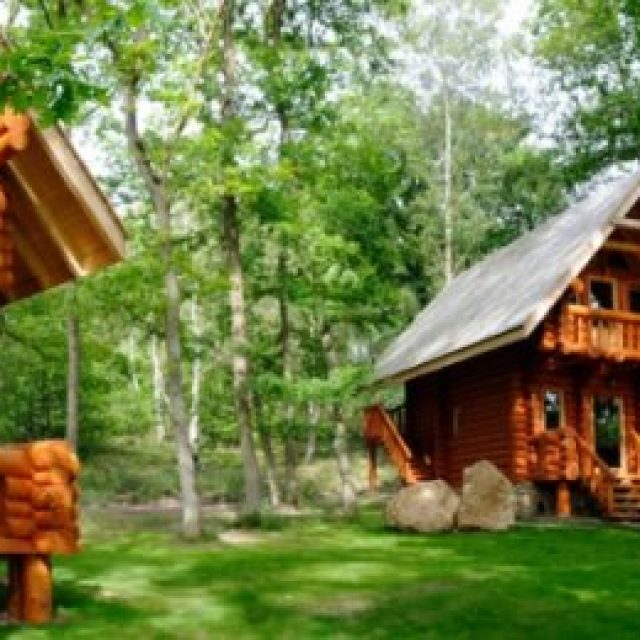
[{"x1": 2, "y1": 509, "x2": 640, "y2": 639}]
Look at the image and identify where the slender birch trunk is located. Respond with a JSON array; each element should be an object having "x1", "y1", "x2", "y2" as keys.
[
  {"x1": 124, "y1": 82, "x2": 200, "y2": 538},
  {"x1": 303, "y1": 401, "x2": 319, "y2": 465},
  {"x1": 127, "y1": 332, "x2": 140, "y2": 392},
  {"x1": 189, "y1": 297, "x2": 202, "y2": 450},
  {"x1": 66, "y1": 310, "x2": 80, "y2": 452},
  {"x1": 151, "y1": 334, "x2": 167, "y2": 442},
  {"x1": 255, "y1": 395, "x2": 281, "y2": 508},
  {"x1": 221, "y1": 0, "x2": 262, "y2": 514},
  {"x1": 443, "y1": 79, "x2": 453, "y2": 284},
  {"x1": 267, "y1": 0, "x2": 298, "y2": 505}
]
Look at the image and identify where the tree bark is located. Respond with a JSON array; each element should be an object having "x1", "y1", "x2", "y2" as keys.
[
  {"x1": 150, "y1": 334, "x2": 167, "y2": 442},
  {"x1": 189, "y1": 296, "x2": 201, "y2": 450},
  {"x1": 123, "y1": 81, "x2": 200, "y2": 538},
  {"x1": 443, "y1": 79, "x2": 453, "y2": 284},
  {"x1": 322, "y1": 328, "x2": 357, "y2": 514},
  {"x1": 220, "y1": 0, "x2": 262, "y2": 514},
  {"x1": 255, "y1": 395, "x2": 281, "y2": 508},
  {"x1": 127, "y1": 332, "x2": 140, "y2": 392},
  {"x1": 66, "y1": 310, "x2": 80, "y2": 452},
  {"x1": 303, "y1": 401, "x2": 319, "y2": 465}
]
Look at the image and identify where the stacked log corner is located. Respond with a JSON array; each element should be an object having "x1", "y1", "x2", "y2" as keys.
[{"x1": 0, "y1": 440, "x2": 80, "y2": 623}]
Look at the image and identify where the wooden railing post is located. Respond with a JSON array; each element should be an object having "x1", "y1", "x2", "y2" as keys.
[
  {"x1": 21, "y1": 555, "x2": 52, "y2": 624},
  {"x1": 556, "y1": 481, "x2": 571, "y2": 518}
]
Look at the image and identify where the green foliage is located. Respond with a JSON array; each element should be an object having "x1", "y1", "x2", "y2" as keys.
[{"x1": 535, "y1": 0, "x2": 640, "y2": 179}]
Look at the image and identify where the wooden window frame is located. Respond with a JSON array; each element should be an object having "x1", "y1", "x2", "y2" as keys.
[
  {"x1": 588, "y1": 276, "x2": 619, "y2": 310},
  {"x1": 541, "y1": 389, "x2": 565, "y2": 432},
  {"x1": 591, "y1": 395, "x2": 626, "y2": 472},
  {"x1": 627, "y1": 283, "x2": 640, "y2": 314}
]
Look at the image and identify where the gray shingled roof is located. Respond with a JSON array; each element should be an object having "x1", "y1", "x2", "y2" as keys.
[{"x1": 375, "y1": 170, "x2": 640, "y2": 383}]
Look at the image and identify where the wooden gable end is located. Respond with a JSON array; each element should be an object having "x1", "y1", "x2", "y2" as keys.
[{"x1": 0, "y1": 109, "x2": 124, "y2": 304}]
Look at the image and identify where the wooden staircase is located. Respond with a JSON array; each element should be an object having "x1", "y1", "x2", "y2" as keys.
[
  {"x1": 529, "y1": 427, "x2": 640, "y2": 521},
  {"x1": 364, "y1": 405, "x2": 432, "y2": 486},
  {"x1": 609, "y1": 477, "x2": 640, "y2": 521}
]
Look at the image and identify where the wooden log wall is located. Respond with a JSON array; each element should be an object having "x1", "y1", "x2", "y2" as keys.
[
  {"x1": 406, "y1": 346, "x2": 521, "y2": 488},
  {"x1": 0, "y1": 440, "x2": 80, "y2": 554}
]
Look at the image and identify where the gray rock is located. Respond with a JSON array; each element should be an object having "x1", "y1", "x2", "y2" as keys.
[
  {"x1": 386, "y1": 480, "x2": 459, "y2": 533},
  {"x1": 458, "y1": 460, "x2": 516, "y2": 530}
]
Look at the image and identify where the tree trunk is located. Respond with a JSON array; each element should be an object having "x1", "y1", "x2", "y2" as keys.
[
  {"x1": 267, "y1": 1, "x2": 298, "y2": 505},
  {"x1": 303, "y1": 401, "x2": 319, "y2": 465},
  {"x1": 150, "y1": 334, "x2": 167, "y2": 442},
  {"x1": 222, "y1": 194, "x2": 262, "y2": 514},
  {"x1": 123, "y1": 81, "x2": 200, "y2": 538},
  {"x1": 278, "y1": 248, "x2": 298, "y2": 504},
  {"x1": 322, "y1": 328, "x2": 357, "y2": 514},
  {"x1": 189, "y1": 296, "x2": 201, "y2": 450},
  {"x1": 66, "y1": 310, "x2": 79, "y2": 452},
  {"x1": 127, "y1": 332, "x2": 139, "y2": 392},
  {"x1": 255, "y1": 395, "x2": 281, "y2": 508},
  {"x1": 443, "y1": 80, "x2": 453, "y2": 284},
  {"x1": 221, "y1": 0, "x2": 262, "y2": 514}
]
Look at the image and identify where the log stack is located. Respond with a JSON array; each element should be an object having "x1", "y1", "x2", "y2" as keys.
[
  {"x1": 0, "y1": 440, "x2": 80, "y2": 554},
  {"x1": 0, "y1": 440, "x2": 81, "y2": 623}
]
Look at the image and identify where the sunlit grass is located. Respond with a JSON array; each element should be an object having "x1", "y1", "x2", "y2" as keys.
[{"x1": 1, "y1": 510, "x2": 640, "y2": 638}]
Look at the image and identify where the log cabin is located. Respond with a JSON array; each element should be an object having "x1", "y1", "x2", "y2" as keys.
[
  {"x1": 0, "y1": 107, "x2": 125, "y2": 621},
  {"x1": 365, "y1": 170, "x2": 640, "y2": 520}
]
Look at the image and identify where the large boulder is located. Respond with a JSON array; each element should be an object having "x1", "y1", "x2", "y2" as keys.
[
  {"x1": 386, "y1": 480, "x2": 459, "y2": 533},
  {"x1": 458, "y1": 460, "x2": 516, "y2": 530}
]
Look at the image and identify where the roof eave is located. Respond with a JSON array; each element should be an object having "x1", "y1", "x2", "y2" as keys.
[{"x1": 375, "y1": 325, "x2": 528, "y2": 386}]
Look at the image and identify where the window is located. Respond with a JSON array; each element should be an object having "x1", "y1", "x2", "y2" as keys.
[
  {"x1": 630, "y1": 287, "x2": 640, "y2": 313},
  {"x1": 543, "y1": 390, "x2": 563, "y2": 430},
  {"x1": 589, "y1": 279, "x2": 616, "y2": 310},
  {"x1": 593, "y1": 396, "x2": 622, "y2": 468}
]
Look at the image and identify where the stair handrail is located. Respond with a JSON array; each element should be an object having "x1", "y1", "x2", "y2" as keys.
[
  {"x1": 528, "y1": 426, "x2": 616, "y2": 512},
  {"x1": 364, "y1": 404, "x2": 413, "y2": 459},
  {"x1": 364, "y1": 404, "x2": 424, "y2": 483},
  {"x1": 629, "y1": 429, "x2": 640, "y2": 474}
]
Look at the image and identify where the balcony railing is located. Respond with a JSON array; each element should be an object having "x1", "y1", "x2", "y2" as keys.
[{"x1": 559, "y1": 304, "x2": 640, "y2": 359}]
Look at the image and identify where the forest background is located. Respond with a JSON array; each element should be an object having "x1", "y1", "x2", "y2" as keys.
[{"x1": 0, "y1": 0, "x2": 631, "y2": 538}]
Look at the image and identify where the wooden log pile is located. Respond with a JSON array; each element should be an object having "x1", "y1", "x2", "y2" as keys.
[{"x1": 0, "y1": 440, "x2": 80, "y2": 555}]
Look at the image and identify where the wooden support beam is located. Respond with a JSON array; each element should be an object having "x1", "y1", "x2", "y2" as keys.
[
  {"x1": 7, "y1": 557, "x2": 24, "y2": 621},
  {"x1": 614, "y1": 218, "x2": 640, "y2": 231},
  {"x1": 556, "y1": 481, "x2": 571, "y2": 518},
  {"x1": 603, "y1": 240, "x2": 640, "y2": 256},
  {"x1": 21, "y1": 555, "x2": 52, "y2": 624}
]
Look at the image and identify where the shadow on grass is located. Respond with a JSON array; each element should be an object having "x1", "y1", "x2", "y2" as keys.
[
  {"x1": 0, "y1": 579, "x2": 145, "y2": 640},
  {"x1": 1, "y1": 513, "x2": 640, "y2": 639}
]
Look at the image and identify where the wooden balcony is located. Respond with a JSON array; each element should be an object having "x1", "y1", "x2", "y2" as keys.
[{"x1": 558, "y1": 304, "x2": 640, "y2": 361}]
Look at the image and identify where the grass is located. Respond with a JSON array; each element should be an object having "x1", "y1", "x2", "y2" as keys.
[{"x1": 1, "y1": 509, "x2": 640, "y2": 639}]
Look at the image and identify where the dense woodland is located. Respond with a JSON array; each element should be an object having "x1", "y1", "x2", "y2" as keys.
[{"x1": 0, "y1": 0, "x2": 634, "y2": 538}]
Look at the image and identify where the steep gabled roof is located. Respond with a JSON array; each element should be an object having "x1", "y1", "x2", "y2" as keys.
[
  {"x1": 1, "y1": 117, "x2": 125, "y2": 302},
  {"x1": 375, "y1": 170, "x2": 640, "y2": 384}
]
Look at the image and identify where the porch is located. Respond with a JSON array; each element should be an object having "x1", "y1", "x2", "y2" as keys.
[{"x1": 364, "y1": 404, "x2": 640, "y2": 521}]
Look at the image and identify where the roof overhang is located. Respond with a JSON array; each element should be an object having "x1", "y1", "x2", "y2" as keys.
[{"x1": 0, "y1": 110, "x2": 125, "y2": 303}]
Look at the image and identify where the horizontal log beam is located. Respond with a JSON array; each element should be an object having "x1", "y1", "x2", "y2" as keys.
[
  {"x1": 603, "y1": 240, "x2": 640, "y2": 255},
  {"x1": 615, "y1": 218, "x2": 640, "y2": 231}
]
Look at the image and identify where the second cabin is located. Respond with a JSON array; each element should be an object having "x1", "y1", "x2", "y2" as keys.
[{"x1": 365, "y1": 171, "x2": 640, "y2": 520}]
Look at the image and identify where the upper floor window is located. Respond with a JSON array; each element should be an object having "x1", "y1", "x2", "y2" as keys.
[
  {"x1": 629, "y1": 286, "x2": 640, "y2": 313},
  {"x1": 589, "y1": 279, "x2": 616, "y2": 310}
]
